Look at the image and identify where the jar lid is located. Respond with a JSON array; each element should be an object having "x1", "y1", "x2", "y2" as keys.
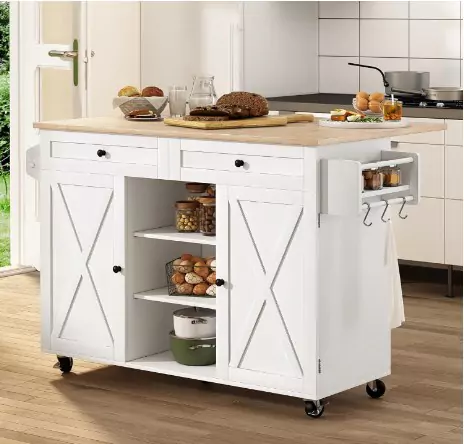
[
  {"x1": 186, "y1": 183, "x2": 208, "y2": 193},
  {"x1": 175, "y1": 200, "x2": 200, "y2": 209},
  {"x1": 199, "y1": 197, "x2": 216, "y2": 205}
]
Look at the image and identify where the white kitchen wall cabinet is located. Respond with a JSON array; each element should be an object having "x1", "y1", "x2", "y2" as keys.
[
  {"x1": 141, "y1": 2, "x2": 318, "y2": 99},
  {"x1": 445, "y1": 200, "x2": 463, "y2": 266},
  {"x1": 393, "y1": 197, "x2": 445, "y2": 264},
  {"x1": 40, "y1": 171, "x2": 125, "y2": 361}
]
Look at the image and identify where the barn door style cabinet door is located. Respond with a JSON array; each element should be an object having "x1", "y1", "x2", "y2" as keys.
[
  {"x1": 217, "y1": 185, "x2": 317, "y2": 394},
  {"x1": 41, "y1": 171, "x2": 125, "y2": 361}
]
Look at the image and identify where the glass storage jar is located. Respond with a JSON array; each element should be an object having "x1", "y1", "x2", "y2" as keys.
[
  {"x1": 363, "y1": 169, "x2": 383, "y2": 190},
  {"x1": 199, "y1": 197, "x2": 216, "y2": 236},
  {"x1": 175, "y1": 201, "x2": 199, "y2": 233},
  {"x1": 383, "y1": 98, "x2": 403, "y2": 121},
  {"x1": 185, "y1": 183, "x2": 208, "y2": 202},
  {"x1": 382, "y1": 165, "x2": 401, "y2": 187}
]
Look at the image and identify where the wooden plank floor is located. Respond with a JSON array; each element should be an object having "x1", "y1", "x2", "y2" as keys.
[{"x1": 0, "y1": 272, "x2": 461, "y2": 444}]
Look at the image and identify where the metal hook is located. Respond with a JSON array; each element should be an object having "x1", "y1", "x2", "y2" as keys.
[
  {"x1": 398, "y1": 197, "x2": 408, "y2": 219},
  {"x1": 381, "y1": 200, "x2": 390, "y2": 223},
  {"x1": 363, "y1": 202, "x2": 372, "y2": 227}
]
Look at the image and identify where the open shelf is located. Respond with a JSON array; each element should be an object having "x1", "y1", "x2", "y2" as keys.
[
  {"x1": 134, "y1": 287, "x2": 216, "y2": 309},
  {"x1": 134, "y1": 226, "x2": 216, "y2": 246},
  {"x1": 126, "y1": 351, "x2": 218, "y2": 381},
  {"x1": 362, "y1": 184, "x2": 410, "y2": 199}
]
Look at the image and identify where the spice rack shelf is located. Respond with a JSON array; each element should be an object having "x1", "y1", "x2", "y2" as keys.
[
  {"x1": 321, "y1": 150, "x2": 419, "y2": 216},
  {"x1": 134, "y1": 227, "x2": 216, "y2": 246},
  {"x1": 134, "y1": 287, "x2": 217, "y2": 309},
  {"x1": 362, "y1": 184, "x2": 410, "y2": 199}
]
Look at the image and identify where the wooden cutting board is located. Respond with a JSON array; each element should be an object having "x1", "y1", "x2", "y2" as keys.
[{"x1": 163, "y1": 113, "x2": 314, "y2": 130}]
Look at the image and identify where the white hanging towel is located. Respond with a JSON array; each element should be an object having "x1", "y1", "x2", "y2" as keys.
[{"x1": 386, "y1": 220, "x2": 405, "y2": 329}]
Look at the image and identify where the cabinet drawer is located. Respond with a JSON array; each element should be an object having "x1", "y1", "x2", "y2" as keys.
[
  {"x1": 445, "y1": 199, "x2": 463, "y2": 266},
  {"x1": 393, "y1": 143, "x2": 444, "y2": 198},
  {"x1": 46, "y1": 142, "x2": 158, "y2": 177},
  {"x1": 445, "y1": 145, "x2": 463, "y2": 200},
  {"x1": 445, "y1": 119, "x2": 463, "y2": 146},
  {"x1": 391, "y1": 118, "x2": 445, "y2": 145},
  {"x1": 392, "y1": 197, "x2": 444, "y2": 264},
  {"x1": 181, "y1": 151, "x2": 303, "y2": 189}
]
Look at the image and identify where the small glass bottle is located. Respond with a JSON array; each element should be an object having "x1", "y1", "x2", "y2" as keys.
[
  {"x1": 199, "y1": 197, "x2": 216, "y2": 236},
  {"x1": 363, "y1": 169, "x2": 383, "y2": 190},
  {"x1": 382, "y1": 165, "x2": 401, "y2": 187},
  {"x1": 383, "y1": 98, "x2": 403, "y2": 121},
  {"x1": 175, "y1": 201, "x2": 199, "y2": 233}
]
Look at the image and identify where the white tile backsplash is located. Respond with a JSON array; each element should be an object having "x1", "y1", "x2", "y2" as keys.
[
  {"x1": 359, "y1": 57, "x2": 409, "y2": 92},
  {"x1": 319, "y1": 19, "x2": 359, "y2": 56},
  {"x1": 410, "y1": 20, "x2": 461, "y2": 59},
  {"x1": 410, "y1": 58, "x2": 462, "y2": 87},
  {"x1": 360, "y1": 1, "x2": 408, "y2": 19},
  {"x1": 410, "y1": 1, "x2": 461, "y2": 19},
  {"x1": 317, "y1": 2, "x2": 462, "y2": 93},
  {"x1": 360, "y1": 20, "x2": 409, "y2": 57},
  {"x1": 319, "y1": 1, "x2": 359, "y2": 18},
  {"x1": 319, "y1": 56, "x2": 360, "y2": 93}
]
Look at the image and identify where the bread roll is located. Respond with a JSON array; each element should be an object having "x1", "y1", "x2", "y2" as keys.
[
  {"x1": 141, "y1": 86, "x2": 164, "y2": 97},
  {"x1": 185, "y1": 272, "x2": 203, "y2": 284},
  {"x1": 356, "y1": 97, "x2": 369, "y2": 111},
  {"x1": 206, "y1": 272, "x2": 216, "y2": 285},
  {"x1": 194, "y1": 261, "x2": 209, "y2": 278},
  {"x1": 369, "y1": 101, "x2": 382, "y2": 113},
  {"x1": 178, "y1": 260, "x2": 193, "y2": 274},
  {"x1": 193, "y1": 282, "x2": 209, "y2": 296},
  {"x1": 171, "y1": 272, "x2": 185, "y2": 285},
  {"x1": 369, "y1": 92, "x2": 385, "y2": 102},
  {"x1": 181, "y1": 254, "x2": 193, "y2": 261},
  {"x1": 176, "y1": 283, "x2": 193, "y2": 295},
  {"x1": 118, "y1": 86, "x2": 140, "y2": 97},
  {"x1": 356, "y1": 91, "x2": 369, "y2": 100}
]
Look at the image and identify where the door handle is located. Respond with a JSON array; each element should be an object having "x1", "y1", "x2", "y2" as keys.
[
  {"x1": 48, "y1": 39, "x2": 79, "y2": 87},
  {"x1": 48, "y1": 50, "x2": 78, "y2": 60}
]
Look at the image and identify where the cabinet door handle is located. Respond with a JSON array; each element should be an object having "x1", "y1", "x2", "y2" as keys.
[
  {"x1": 113, "y1": 265, "x2": 122, "y2": 273},
  {"x1": 215, "y1": 279, "x2": 225, "y2": 286},
  {"x1": 97, "y1": 149, "x2": 107, "y2": 158},
  {"x1": 235, "y1": 159, "x2": 244, "y2": 168}
]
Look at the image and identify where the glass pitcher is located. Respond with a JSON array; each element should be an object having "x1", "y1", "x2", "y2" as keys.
[{"x1": 188, "y1": 75, "x2": 217, "y2": 111}]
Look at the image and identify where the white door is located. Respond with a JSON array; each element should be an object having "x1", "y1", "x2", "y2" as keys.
[
  {"x1": 16, "y1": 1, "x2": 84, "y2": 269},
  {"x1": 218, "y1": 185, "x2": 316, "y2": 393},
  {"x1": 41, "y1": 171, "x2": 123, "y2": 360},
  {"x1": 15, "y1": 1, "x2": 141, "y2": 269}
]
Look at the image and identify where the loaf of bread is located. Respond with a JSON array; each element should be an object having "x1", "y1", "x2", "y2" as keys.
[
  {"x1": 118, "y1": 86, "x2": 141, "y2": 97},
  {"x1": 216, "y1": 92, "x2": 269, "y2": 118},
  {"x1": 142, "y1": 86, "x2": 164, "y2": 97},
  {"x1": 189, "y1": 105, "x2": 231, "y2": 117}
]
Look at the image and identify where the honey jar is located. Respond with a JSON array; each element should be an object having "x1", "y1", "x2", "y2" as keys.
[
  {"x1": 382, "y1": 165, "x2": 401, "y2": 187},
  {"x1": 363, "y1": 169, "x2": 383, "y2": 191},
  {"x1": 383, "y1": 98, "x2": 403, "y2": 121}
]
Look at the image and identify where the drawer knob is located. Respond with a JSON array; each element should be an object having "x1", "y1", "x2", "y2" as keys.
[
  {"x1": 113, "y1": 265, "x2": 122, "y2": 273},
  {"x1": 235, "y1": 159, "x2": 245, "y2": 168},
  {"x1": 97, "y1": 149, "x2": 107, "y2": 158},
  {"x1": 215, "y1": 279, "x2": 225, "y2": 287}
]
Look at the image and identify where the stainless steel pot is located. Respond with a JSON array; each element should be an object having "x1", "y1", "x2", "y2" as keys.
[
  {"x1": 348, "y1": 63, "x2": 430, "y2": 95},
  {"x1": 173, "y1": 307, "x2": 216, "y2": 339},
  {"x1": 391, "y1": 86, "x2": 463, "y2": 101}
]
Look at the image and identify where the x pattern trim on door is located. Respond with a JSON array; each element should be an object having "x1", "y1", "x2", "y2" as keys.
[
  {"x1": 53, "y1": 183, "x2": 114, "y2": 343},
  {"x1": 230, "y1": 198, "x2": 304, "y2": 377}
]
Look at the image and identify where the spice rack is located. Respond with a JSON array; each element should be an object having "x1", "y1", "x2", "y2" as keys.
[{"x1": 321, "y1": 150, "x2": 419, "y2": 216}]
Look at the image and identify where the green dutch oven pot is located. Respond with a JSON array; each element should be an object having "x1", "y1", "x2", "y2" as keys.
[{"x1": 170, "y1": 331, "x2": 216, "y2": 366}]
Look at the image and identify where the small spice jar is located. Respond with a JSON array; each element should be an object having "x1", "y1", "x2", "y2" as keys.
[
  {"x1": 186, "y1": 183, "x2": 208, "y2": 202},
  {"x1": 175, "y1": 201, "x2": 199, "y2": 233},
  {"x1": 199, "y1": 197, "x2": 216, "y2": 236},
  {"x1": 363, "y1": 169, "x2": 383, "y2": 190},
  {"x1": 382, "y1": 165, "x2": 401, "y2": 187}
]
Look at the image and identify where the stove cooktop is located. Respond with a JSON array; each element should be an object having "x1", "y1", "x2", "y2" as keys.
[{"x1": 398, "y1": 98, "x2": 463, "y2": 109}]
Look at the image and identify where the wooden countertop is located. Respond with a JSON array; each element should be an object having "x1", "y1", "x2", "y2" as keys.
[{"x1": 34, "y1": 116, "x2": 445, "y2": 147}]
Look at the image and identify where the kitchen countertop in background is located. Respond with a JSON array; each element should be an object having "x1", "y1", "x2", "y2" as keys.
[{"x1": 268, "y1": 94, "x2": 463, "y2": 120}]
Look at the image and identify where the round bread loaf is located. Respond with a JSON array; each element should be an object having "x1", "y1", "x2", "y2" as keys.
[
  {"x1": 118, "y1": 86, "x2": 141, "y2": 97},
  {"x1": 216, "y1": 92, "x2": 269, "y2": 118},
  {"x1": 141, "y1": 86, "x2": 164, "y2": 97}
]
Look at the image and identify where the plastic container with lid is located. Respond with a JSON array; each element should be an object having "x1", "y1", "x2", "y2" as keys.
[
  {"x1": 382, "y1": 165, "x2": 401, "y2": 187},
  {"x1": 199, "y1": 197, "x2": 216, "y2": 236},
  {"x1": 363, "y1": 169, "x2": 383, "y2": 190},
  {"x1": 175, "y1": 200, "x2": 199, "y2": 232}
]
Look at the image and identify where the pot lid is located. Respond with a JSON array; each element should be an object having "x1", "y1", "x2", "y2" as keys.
[{"x1": 173, "y1": 307, "x2": 216, "y2": 319}]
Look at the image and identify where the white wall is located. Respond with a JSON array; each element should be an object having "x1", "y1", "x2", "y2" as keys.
[{"x1": 318, "y1": 1, "x2": 463, "y2": 94}]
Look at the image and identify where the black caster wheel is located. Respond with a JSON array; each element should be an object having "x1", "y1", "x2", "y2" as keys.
[
  {"x1": 55, "y1": 356, "x2": 73, "y2": 373},
  {"x1": 304, "y1": 400, "x2": 325, "y2": 418},
  {"x1": 366, "y1": 379, "x2": 386, "y2": 399}
]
